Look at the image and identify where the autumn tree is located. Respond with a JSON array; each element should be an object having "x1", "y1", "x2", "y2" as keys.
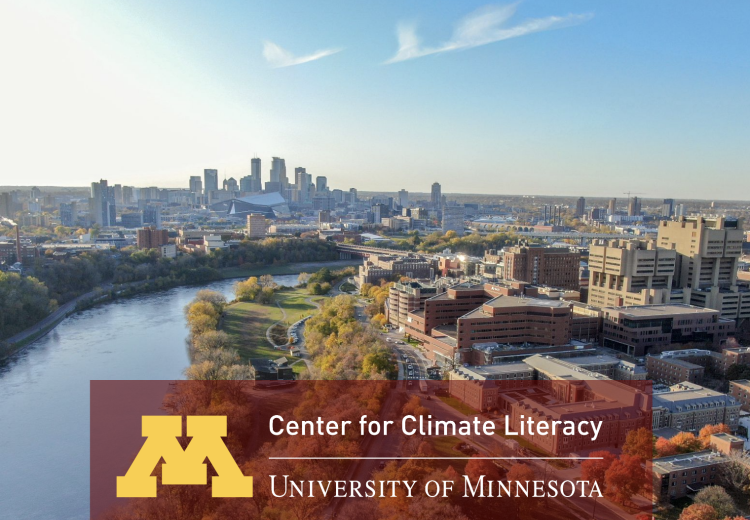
[
  {"x1": 234, "y1": 276, "x2": 261, "y2": 301},
  {"x1": 581, "y1": 450, "x2": 617, "y2": 490},
  {"x1": 466, "y1": 455, "x2": 502, "y2": 484},
  {"x1": 679, "y1": 504, "x2": 718, "y2": 520},
  {"x1": 184, "y1": 300, "x2": 220, "y2": 336},
  {"x1": 655, "y1": 437, "x2": 678, "y2": 458},
  {"x1": 623, "y1": 427, "x2": 654, "y2": 461},
  {"x1": 671, "y1": 432, "x2": 704, "y2": 454},
  {"x1": 694, "y1": 486, "x2": 737, "y2": 519},
  {"x1": 604, "y1": 454, "x2": 645, "y2": 505}
]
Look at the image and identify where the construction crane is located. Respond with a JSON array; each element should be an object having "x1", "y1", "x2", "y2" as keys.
[{"x1": 623, "y1": 191, "x2": 644, "y2": 199}]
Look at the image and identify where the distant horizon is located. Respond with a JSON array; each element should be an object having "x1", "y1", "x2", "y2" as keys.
[{"x1": 2, "y1": 184, "x2": 748, "y2": 205}]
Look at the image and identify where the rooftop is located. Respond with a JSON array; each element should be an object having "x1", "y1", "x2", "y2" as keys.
[
  {"x1": 652, "y1": 451, "x2": 728, "y2": 474},
  {"x1": 604, "y1": 304, "x2": 720, "y2": 317}
]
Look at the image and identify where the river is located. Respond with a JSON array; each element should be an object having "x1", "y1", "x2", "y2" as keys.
[{"x1": 0, "y1": 274, "x2": 302, "y2": 520}]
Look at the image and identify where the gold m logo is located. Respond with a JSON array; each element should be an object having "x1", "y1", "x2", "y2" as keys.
[{"x1": 117, "y1": 416, "x2": 252, "y2": 498}]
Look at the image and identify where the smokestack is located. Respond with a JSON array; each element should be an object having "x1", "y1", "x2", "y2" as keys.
[{"x1": 15, "y1": 225, "x2": 21, "y2": 265}]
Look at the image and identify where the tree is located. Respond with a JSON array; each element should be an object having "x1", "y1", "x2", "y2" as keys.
[
  {"x1": 623, "y1": 427, "x2": 654, "y2": 461},
  {"x1": 699, "y1": 424, "x2": 730, "y2": 448},
  {"x1": 581, "y1": 451, "x2": 617, "y2": 489},
  {"x1": 259, "y1": 274, "x2": 276, "y2": 289},
  {"x1": 679, "y1": 504, "x2": 718, "y2": 520},
  {"x1": 54, "y1": 225, "x2": 71, "y2": 239},
  {"x1": 0, "y1": 272, "x2": 55, "y2": 340},
  {"x1": 194, "y1": 289, "x2": 227, "y2": 312},
  {"x1": 671, "y1": 432, "x2": 703, "y2": 454},
  {"x1": 465, "y1": 455, "x2": 502, "y2": 483},
  {"x1": 297, "y1": 272, "x2": 311, "y2": 286},
  {"x1": 192, "y1": 330, "x2": 231, "y2": 352},
  {"x1": 694, "y1": 486, "x2": 737, "y2": 519},
  {"x1": 604, "y1": 454, "x2": 645, "y2": 505},
  {"x1": 720, "y1": 450, "x2": 750, "y2": 493},
  {"x1": 655, "y1": 437, "x2": 678, "y2": 458},
  {"x1": 234, "y1": 277, "x2": 261, "y2": 301}
]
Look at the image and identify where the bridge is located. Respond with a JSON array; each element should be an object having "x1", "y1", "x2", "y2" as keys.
[{"x1": 335, "y1": 243, "x2": 416, "y2": 259}]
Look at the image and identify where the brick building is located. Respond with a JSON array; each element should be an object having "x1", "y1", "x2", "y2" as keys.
[
  {"x1": 501, "y1": 244, "x2": 580, "y2": 290},
  {"x1": 600, "y1": 304, "x2": 735, "y2": 357},
  {"x1": 136, "y1": 227, "x2": 169, "y2": 250}
]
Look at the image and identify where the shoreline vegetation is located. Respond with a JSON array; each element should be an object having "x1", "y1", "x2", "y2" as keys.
[
  {"x1": 181, "y1": 266, "x2": 397, "y2": 381},
  {"x1": 0, "y1": 252, "x2": 359, "y2": 360}
]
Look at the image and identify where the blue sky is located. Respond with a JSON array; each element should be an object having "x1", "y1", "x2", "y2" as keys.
[{"x1": 1, "y1": 0, "x2": 748, "y2": 199}]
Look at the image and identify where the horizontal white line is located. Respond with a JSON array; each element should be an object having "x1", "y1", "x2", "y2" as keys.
[{"x1": 269, "y1": 457, "x2": 601, "y2": 460}]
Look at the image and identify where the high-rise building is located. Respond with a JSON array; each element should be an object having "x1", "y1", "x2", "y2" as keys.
[
  {"x1": 502, "y1": 244, "x2": 581, "y2": 290},
  {"x1": 627, "y1": 196, "x2": 641, "y2": 217},
  {"x1": 122, "y1": 186, "x2": 134, "y2": 205},
  {"x1": 246, "y1": 214, "x2": 266, "y2": 238},
  {"x1": 349, "y1": 188, "x2": 358, "y2": 203},
  {"x1": 608, "y1": 198, "x2": 616, "y2": 215},
  {"x1": 59, "y1": 202, "x2": 76, "y2": 227},
  {"x1": 239, "y1": 175, "x2": 253, "y2": 193},
  {"x1": 270, "y1": 157, "x2": 288, "y2": 189},
  {"x1": 316, "y1": 176, "x2": 328, "y2": 192},
  {"x1": 398, "y1": 189, "x2": 409, "y2": 208},
  {"x1": 0, "y1": 192, "x2": 12, "y2": 218},
  {"x1": 113, "y1": 184, "x2": 123, "y2": 205},
  {"x1": 223, "y1": 177, "x2": 238, "y2": 192},
  {"x1": 136, "y1": 227, "x2": 169, "y2": 250},
  {"x1": 588, "y1": 239, "x2": 676, "y2": 307},
  {"x1": 189, "y1": 176, "x2": 202, "y2": 195},
  {"x1": 295, "y1": 168, "x2": 310, "y2": 201},
  {"x1": 143, "y1": 204, "x2": 162, "y2": 229},
  {"x1": 661, "y1": 198, "x2": 675, "y2": 218},
  {"x1": 204, "y1": 169, "x2": 219, "y2": 194},
  {"x1": 575, "y1": 197, "x2": 585, "y2": 217},
  {"x1": 441, "y1": 205, "x2": 464, "y2": 234},
  {"x1": 431, "y1": 182, "x2": 442, "y2": 208},
  {"x1": 657, "y1": 217, "x2": 748, "y2": 320},
  {"x1": 90, "y1": 179, "x2": 110, "y2": 227},
  {"x1": 250, "y1": 158, "x2": 262, "y2": 192}
]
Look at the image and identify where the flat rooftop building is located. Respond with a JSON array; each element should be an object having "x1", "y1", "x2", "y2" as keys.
[
  {"x1": 601, "y1": 304, "x2": 734, "y2": 356},
  {"x1": 652, "y1": 451, "x2": 728, "y2": 499}
]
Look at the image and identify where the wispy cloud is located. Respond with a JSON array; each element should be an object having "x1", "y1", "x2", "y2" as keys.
[
  {"x1": 385, "y1": 3, "x2": 593, "y2": 64},
  {"x1": 262, "y1": 41, "x2": 342, "y2": 68}
]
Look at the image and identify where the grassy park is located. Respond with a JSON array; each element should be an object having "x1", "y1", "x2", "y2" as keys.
[{"x1": 220, "y1": 287, "x2": 321, "y2": 362}]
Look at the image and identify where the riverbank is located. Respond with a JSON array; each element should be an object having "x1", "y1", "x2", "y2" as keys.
[{"x1": 0, "y1": 258, "x2": 360, "y2": 361}]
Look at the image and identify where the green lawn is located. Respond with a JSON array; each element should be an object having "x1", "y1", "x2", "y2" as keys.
[
  {"x1": 221, "y1": 288, "x2": 321, "y2": 362},
  {"x1": 221, "y1": 301, "x2": 292, "y2": 362},
  {"x1": 437, "y1": 396, "x2": 479, "y2": 416},
  {"x1": 429, "y1": 435, "x2": 470, "y2": 472},
  {"x1": 276, "y1": 290, "x2": 320, "y2": 325}
]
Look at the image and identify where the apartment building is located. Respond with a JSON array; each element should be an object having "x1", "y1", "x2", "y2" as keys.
[
  {"x1": 653, "y1": 451, "x2": 728, "y2": 499},
  {"x1": 501, "y1": 244, "x2": 580, "y2": 290},
  {"x1": 600, "y1": 304, "x2": 735, "y2": 356},
  {"x1": 647, "y1": 355, "x2": 705, "y2": 385},
  {"x1": 728, "y1": 380, "x2": 750, "y2": 411},
  {"x1": 136, "y1": 227, "x2": 169, "y2": 250},
  {"x1": 246, "y1": 213, "x2": 266, "y2": 238},
  {"x1": 588, "y1": 239, "x2": 677, "y2": 308},
  {"x1": 652, "y1": 382, "x2": 740, "y2": 433}
]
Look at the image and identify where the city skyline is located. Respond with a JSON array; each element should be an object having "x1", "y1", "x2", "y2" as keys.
[{"x1": 1, "y1": 1, "x2": 749, "y2": 198}]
